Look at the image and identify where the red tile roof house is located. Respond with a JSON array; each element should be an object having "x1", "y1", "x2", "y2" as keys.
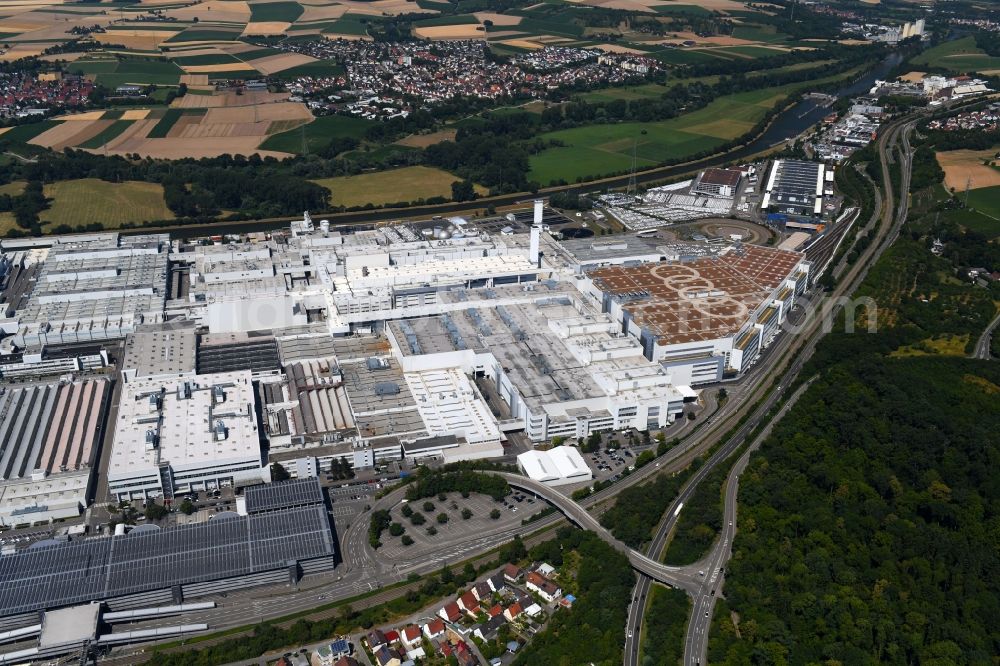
[
  {"x1": 383, "y1": 630, "x2": 400, "y2": 644},
  {"x1": 503, "y1": 603, "x2": 523, "y2": 621},
  {"x1": 525, "y1": 571, "x2": 562, "y2": 602},
  {"x1": 458, "y1": 590, "x2": 480, "y2": 616},
  {"x1": 423, "y1": 618, "x2": 446, "y2": 640},
  {"x1": 438, "y1": 601, "x2": 462, "y2": 623},
  {"x1": 488, "y1": 604, "x2": 503, "y2": 618},
  {"x1": 401, "y1": 624, "x2": 422, "y2": 648},
  {"x1": 503, "y1": 563, "x2": 522, "y2": 581}
]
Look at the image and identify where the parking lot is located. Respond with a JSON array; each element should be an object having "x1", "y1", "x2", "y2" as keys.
[
  {"x1": 328, "y1": 484, "x2": 377, "y2": 524},
  {"x1": 377, "y1": 491, "x2": 530, "y2": 562}
]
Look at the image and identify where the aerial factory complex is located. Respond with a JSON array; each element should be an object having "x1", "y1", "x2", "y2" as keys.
[{"x1": 0, "y1": 197, "x2": 810, "y2": 662}]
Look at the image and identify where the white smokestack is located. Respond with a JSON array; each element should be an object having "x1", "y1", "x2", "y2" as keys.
[{"x1": 530, "y1": 200, "x2": 543, "y2": 267}]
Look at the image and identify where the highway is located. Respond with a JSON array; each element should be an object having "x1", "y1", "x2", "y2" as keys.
[{"x1": 972, "y1": 311, "x2": 1000, "y2": 360}]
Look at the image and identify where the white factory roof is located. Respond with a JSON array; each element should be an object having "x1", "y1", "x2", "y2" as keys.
[
  {"x1": 405, "y1": 368, "x2": 501, "y2": 446},
  {"x1": 517, "y1": 446, "x2": 593, "y2": 486},
  {"x1": 108, "y1": 371, "x2": 261, "y2": 479}
]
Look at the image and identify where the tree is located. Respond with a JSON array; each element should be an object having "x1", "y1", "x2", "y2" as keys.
[
  {"x1": 179, "y1": 499, "x2": 195, "y2": 515},
  {"x1": 461, "y1": 508, "x2": 473, "y2": 520},
  {"x1": 437, "y1": 512, "x2": 449, "y2": 524},
  {"x1": 389, "y1": 522, "x2": 405, "y2": 537},
  {"x1": 401, "y1": 503, "x2": 414, "y2": 518},
  {"x1": 423, "y1": 501, "x2": 435, "y2": 512},
  {"x1": 490, "y1": 509, "x2": 501, "y2": 520},
  {"x1": 410, "y1": 512, "x2": 426, "y2": 526},
  {"x1": 144, "y1": 502, "x2": 168, "y2": 520},
  {"x1": 427, "y1": 526, "x2": 438, "y2": 536},
  {"x1": 271, "y1": 461, "x2": 290, "y2": 482},
  {"x1": 635, "y1": 450, "x2": 655, "y2": 468},
  {"x1": 451, "y1": 179, "x2": 476, "y2": 202},
  {"x1": 401, "y1": 535, "x2": 414, "y2": 546}
]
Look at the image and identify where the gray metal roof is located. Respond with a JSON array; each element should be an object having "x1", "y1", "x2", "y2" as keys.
[
  {"x1": 244, "y1": 478, "x2": 325, "y2": 514},
  {"x1": 0, "y1": 503, "x2": 334, "y2": 617}
]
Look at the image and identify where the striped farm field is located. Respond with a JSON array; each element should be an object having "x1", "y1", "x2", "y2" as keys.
[{"x1": 39, "y1": 179, "x2": 174, "y2": 228}]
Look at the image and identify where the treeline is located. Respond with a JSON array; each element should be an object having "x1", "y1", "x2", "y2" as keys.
[
  {"x1": 661, "y1": 452, "x2": 731, "y2": 565},
  {"x1": 403, "y1": 469, "x2": 509, "y2": 501},
  {"x1": 599, "y1": 466, "x2": 694, "y2": 550},
  {"x1": 923, "y1": 126, "x2": 1000, "y2": 152},
  {"x1": 512, "y1": 528, "x2": 635, "y2": 666},
  {"x1": 909, "y1": 144, "x2": 945, "y2": 192}
]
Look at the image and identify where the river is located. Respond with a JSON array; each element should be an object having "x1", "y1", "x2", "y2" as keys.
[{"x1": 143, "y1": 52, "x2": 904, "y2": 239}]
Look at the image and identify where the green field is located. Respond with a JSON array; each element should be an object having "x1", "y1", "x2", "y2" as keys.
[
  {"x1": 577, "y1": 83, "x2": 671, "y2": 103},
  {"x1": 147, "y1": 108, "x2": 206, "y2": 138},
  {"x1": 529, "y1": 85, "x2": 801, "y2": 183},
  {"x1": 260, "y1": 114, "x2": 374, "y2": 154},
  {"x1": 273, "y1": 60, "x2": 344, "y2": 78},
  {"x1": 70, "y1": 57, "x2": 184, "y2": 87},
  {"x1": 39, "y1": 179, "x2": 174, "y2": 228},
  {"x1": 321, "y1": 14, "x2": 373, "y2": 36},
  {"x1": 311, "y1": 166, "x2": 483, "y2": 207},
  {"x1": 966, "y1": 185, "x2": 1000, "y2": 220},
  {"x1": 413, "y1": 14, "x2": 480, "y2": 27},
  {"x1": 911, "y1": 36, "x2": 1000, "y2": 73},
  {"x1": 165, "y1": 27, "x2": 245, "y2": 42},
  {"x1": 0, "y1": 121, "x2": 60, "y2": 145},
  {"x1": 731, "y1": 24, "x2": 789, "y2": 43},
  {"x1": 249, "y1": 1, "x2": 304, "y2": 22},
  {"x1": 171, "y1": 53, "x2": 243, "y2": 66},
  {"x1": 77, "y1": 120, "x2": 134, "y2": 149}
]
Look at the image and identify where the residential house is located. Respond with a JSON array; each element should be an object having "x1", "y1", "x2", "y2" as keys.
[
  {"x1": 486, "y1": 572, "x2": 507, "y2": 593},
  {"x1": 472, "y1": 581, "x2": 492, "y2": 601},
  {"x1": 366, "y1": 629, "x2": 388, "y2": 652},
  {"x1": 487, "y1": 604, "x2": 503, "y2": 618},
  {"x1": 504, "y1": 603, "x2": 523, "y2": 621},
  {"x1": 423, "y1": 618, "x2": 446, "y2": 640},
  {"x1": 474, "y1": 614, "x2": 507, "y2": 642},
  {"x1": 524, "y1": 602, "x2": 543, "y2": 618},
  {"x1": 401, "y1": 625, "x2": 422, "y2": 648},
  {"x1": 503, "y1": 563, "x2": 521, "y2": 582},
  {"x1": 439, "y1": 601, "x2": 462, "y2": 623},
  {"x1": 525, "y1": 572, "x2": 562, "y2": 603},
  {"x1": 334, "y1": 658, "x2": 360, "y2": 666},
  {"x1": 458, "y1": 590, "x2": 480, "y2": 616},
  {"x1": 373, "y1": 646, "x2": 403, "y2": 666}
]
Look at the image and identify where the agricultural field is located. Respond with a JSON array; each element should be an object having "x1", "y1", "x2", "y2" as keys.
[
  {"x1": 966, "y1": 185, "x2": 1000, "y2": 221},
  {"x1": 67, "y1": 57, "x2": 184, "y2": 88},
  {"x1": 910, "y1": 37, "x2": 1000, "y2": 74},
  {"x1": 38, "y1": 179, "x2": 174, "y2": 229},
  {"x1": 529, "y1": 83, "x2": 807, "y2": 183},
  {"x1": 260, "y1": 114, "x2": 373, "y2": 154},
  {"x1": 936, "y1": 147, "x2": 1000, "y2": 192},
  {"x1": 311, "y1": 166, "x2": 484, "y2": 207}
]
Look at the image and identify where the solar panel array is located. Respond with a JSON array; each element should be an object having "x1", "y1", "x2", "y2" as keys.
[
  {"x1": 244, "y1": 478, "x2": 325, "y2": 514},
  {"x1": 0, "y1": 503, "x2": 334, "y2": 617}
]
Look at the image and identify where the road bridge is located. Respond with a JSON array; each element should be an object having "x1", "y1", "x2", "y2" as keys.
[{"x1": 498, "y1": 473, "x2": 702, "y2": 594}]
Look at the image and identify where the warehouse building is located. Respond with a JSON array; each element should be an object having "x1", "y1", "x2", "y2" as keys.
[
  {"x1": 517, "y1": 447, "x2": 592, "y2": 486},
  {"x1": 0, "y1": 479, "x2": 335, "y2": 626},
  {"x1": 761, "y1": 159, "x2": 826, "y2": 219},
  {"x1": 0, "y1": 378, "x2": 110, "y2": 526},
  {"x1": 7, "y1": 233, "x2": 169, "y2": 348},
  {"x1": 106, "y1": 370, "x2": 266, "y2": 501},
  {"x1": 692, "y1": 168, "x2": 743, "y2": 198}
]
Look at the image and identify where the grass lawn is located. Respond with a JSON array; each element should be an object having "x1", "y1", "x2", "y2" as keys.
[
  {"x1": 911, "y1": 37, "x2": 1000, "y2": 73},
  {"x1": 577, "y1": 83, "x2": 671, "y2": 103},
  {"x1": 966, "y1": 185, "x2": 1000, "y2": 220},
  {"x1": 311, "y1": 166, "x2": 484, "y2": 207},
  {"x1": 40, "y1": 179, "x2": 174, "y2": 228},
  {"x1": 249, "y1": 1, "x2": 304, "y2": 22},
  {"x1": 260, "y1": 114, "x2": 374, "y2": 154},
  {"x1": 0, "y1": 212, "x2": 19, "y2": 237}
]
